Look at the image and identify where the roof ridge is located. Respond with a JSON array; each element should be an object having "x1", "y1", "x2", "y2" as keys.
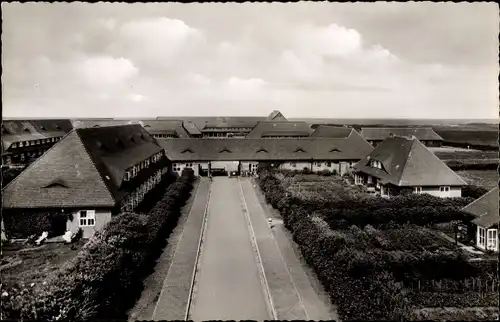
[
  {"x1": 1, "y1": 129, "x2": 76, "y2": 192},
  {"x1": 396, "y1": 138, "x2": 417, "y2": 186},
  {"x1": 74, "y1": 130, "x2": 117, "y2": 205}
]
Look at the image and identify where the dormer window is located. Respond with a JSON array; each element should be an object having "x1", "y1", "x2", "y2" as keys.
[
  {"x1": 55, "y1": 125, "x2": 61, "y2": 130},
  {"x1": 24, "y1": 128, "x2": 30, "y2": 133},
  {"x1": 43, "y1": 179, "x2": 69, "y2": 189},
  {"x1": 182, "y1": 148, "x2": 193, "y2": 153},
  {"x1": 370, "y1": 160, "x2": 382, "y2": 169},
  {"x1": 144, "y1": 124, "x2": 151, "y2": 128},
  {"x1": 294, "y1": 147, "x2": 305, "y2": 153},
  {"x1": 40, "y1": 126, "x2": 46, "y2": 131},
  {"x1": 256, "y1": 148, "x2": 268, "y2": 153},
  {"x1": 219, "y1": 148, "x2": 231, "y2": 153},
  {"x1": 330, "y1": 148, "x2": 341, "y2": 153}
]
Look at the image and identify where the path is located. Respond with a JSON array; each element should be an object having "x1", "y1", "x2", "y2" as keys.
[
  {"x1": 240, "y1": 177, "x2": 337, "y2": 321},
  {"x1": 151, "y1": 178, "x2": 210, "y2": 321},
  {"x1": 188, "y1": 177, "x2": 272, "y2": 321}
]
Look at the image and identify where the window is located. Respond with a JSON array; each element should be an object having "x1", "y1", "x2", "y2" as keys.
[
  {"x1": 414, "y1": 187, "x2": 422, "y2": 194},
  {"x1": 79, "y1": 210, "x2": 95, "y2": 227},
  {"x1": 125, "y1": 171, "x2": 131, "y2": 181},
  {"x1": 24, "y1": 128, "x2": 30, "y2": 133},
  {"x1": 12, "y1": 142, "x2": 17, "y2": 148},
  {"x1": 478, "y1": 227, "x2": 486, "y2": 248},
  {"x1": 327, "y1": 162, "x2": 332, "y2": 167},
  {"x1": 440, "y1": 186, "x2": 450, "y2": 192},
  {"x1": 487, "y1": 229, "x2": 498, "y2": 250},
  {"x1": 291, "y1": 162, "x2": 296, "y2": 167}
]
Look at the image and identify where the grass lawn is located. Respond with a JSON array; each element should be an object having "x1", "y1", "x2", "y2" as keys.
[
  {"x1": 411, "y1": 306, "x2": 499, "y2": 321},
  {"x1": 456, "y1": 170, "x2": 498, "y2": 190},
  {"x1": 1, "y1": 240, "x2": 86, "y2": 288},
  {"x1": 432, "y1": 149, "x2": 498, "y2": 161}
]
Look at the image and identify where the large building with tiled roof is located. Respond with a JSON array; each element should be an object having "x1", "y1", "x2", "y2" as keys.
[
  {"x1": 2, "y1": 119, "x2": 73, "y2": 166},
  {"x1": 462, "y1": 187, "x2": 499, "y2": 252},
  {"x1": 353, "y1": 135, "x2": 467, "y2": 198},
  {"x1": 72, "y1": 119, "x2": 191, "y2": 139},
  {"x1": 309, "y1": 125, "x2": 359, "y2": 139},
  {"x1": 159, "y1": 131, "x2": 373, "y2": 176},
  {"x1": 246, "y1": 121, "x2": 313, "y2": 138},
  {"x1": 360, "y1": 127, "x2": 443, "y2": 147},
  {"x1": 2, "y1": 124, "x2": 169, "y2": 238},
  {"x1": 156, "y1": 110, "x2": 290, "y2": 138}
]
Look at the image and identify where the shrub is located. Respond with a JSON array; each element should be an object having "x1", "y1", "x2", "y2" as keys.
[
  {"x1": 462, "y1": 185, "x2": 490, "y2": 199},
  {"x1": 1, "y1": 167, "x2": 24, "y2": 187},
  {"x1": 1, "y1": 175, "x2": 194, "y2": 321},
  {"x1": 3, "y1": 211, "x2": 69, "y2": 239},
  {"x1": 318, "y1": 169, "x2": 334, "y2": 176}
]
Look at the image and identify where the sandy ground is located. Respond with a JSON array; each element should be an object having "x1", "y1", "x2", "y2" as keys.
[{"x1": 188, "y1": 177, "x2": 272, "y2": 321}]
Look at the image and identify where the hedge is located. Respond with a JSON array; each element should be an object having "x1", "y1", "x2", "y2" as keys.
[
  {"x1": 257, "y1": 170, "x2": 497, "y2": 320},
  {"x1": 462, "y1": 185, "x2": 490, "y2": 199},
  {"x1": 2, "y1": 211, "x2": 69, "y2": 239},
  {"x1": 1, "y1": 172, "x2": 194, "y2": 321}
]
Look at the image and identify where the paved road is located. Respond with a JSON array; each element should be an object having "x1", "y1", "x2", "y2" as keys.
[{"x1": 189, "y1": 177, "x2": 272, "y2": 321}]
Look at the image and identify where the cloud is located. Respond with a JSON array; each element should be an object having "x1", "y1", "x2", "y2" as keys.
[
  {"x1": 77, "y1": 56, "x2": 138, "y2": 87},
  {"x1": 1, "y1": 3, "x2": 497, "y2": 119},
  {"x1": 119, "y1": 17, "x2": 205, "y2": 67},
  {"x1": 99, "y1": 18, "x2": 116, "y2": 30},
  {"x1": 297, "y1": 23, "x2": 362, "y2": 58},
  {"x1": 228, "y1": 77, "x2": 266, "y2": 90},
  {"x1": 183, "y1": 72, "x2": 212, "y2": 86},
  {"x1": 128, "y1": 93, "x2": 145, "y2": 102}
]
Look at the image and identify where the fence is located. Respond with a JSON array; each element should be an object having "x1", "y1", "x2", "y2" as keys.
[{"x1": 407, "y1": 277, "x2": 499, "y2": 294}]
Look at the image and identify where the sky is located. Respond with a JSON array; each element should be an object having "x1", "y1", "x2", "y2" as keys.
[{"x1": 2, "y1": 2, "x2": 499, "y2": 119}]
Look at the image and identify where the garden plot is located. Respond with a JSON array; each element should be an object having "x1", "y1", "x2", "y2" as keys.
[{"x1": 258, "y1": 170, "x2": 498, "y2": 321}]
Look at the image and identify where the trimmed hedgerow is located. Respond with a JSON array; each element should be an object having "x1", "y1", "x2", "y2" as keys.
[{"x1": 1, "y1": 172, "x2": 194, "y2": 321}]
